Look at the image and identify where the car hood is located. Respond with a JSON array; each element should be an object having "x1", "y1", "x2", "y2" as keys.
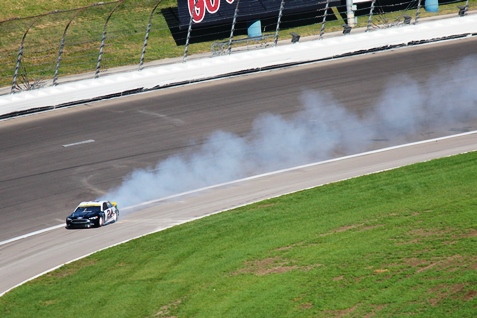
[{"x1": 68, "y1": 211, "x2": 99, "y2": 219}]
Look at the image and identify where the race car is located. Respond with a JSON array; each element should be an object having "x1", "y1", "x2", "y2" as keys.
[{"x1": 66, "y1": 200, "x2": 119, "y2": 229}]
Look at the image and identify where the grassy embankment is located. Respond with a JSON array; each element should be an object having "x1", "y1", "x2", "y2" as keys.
[
  {"x1": 1, "y1": 0, "x2": 476, "y2": 88},
  {"x1": 0, "y1": 151, "x2": 476, "y2": 317}
]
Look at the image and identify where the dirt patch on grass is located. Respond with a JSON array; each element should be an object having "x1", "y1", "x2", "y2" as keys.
[
  {"x1": 320, "y1": 224, "x2": 362, "y2": 236},
  {"x1": 41, "y1": 299, "x2": 57, "y2": 306},
  {"x1": 320, "y1": 223, "x2": 383, "y2": 237},
  {"x1": 463, "y1": 290, "x2": 477, "y2": 301},
  {"x1": 274, "y1": 242, "x2": 302, "y2": 251},
  {"x1": 235, "y1": 257, "x2": 298, "y2": 276},
  {"x1": 461, "y1": 228, "x2": 477, "y2": 237},
  {"x1": 364, "y1": 304, "x2": 387, "y2": 318},
  {"x1": 323, "y1": 304, "x2": 358, "y2": 317},
  {"x1": 396, "y1": 228, "x2": 454, "y2": 245},
  {"x1": 428, "y1": 284, "x2": 466, "y2": 306},
  {"x1": 359, "y1": 225, "x2": 383, "y2": 231},
  {"x1": 301, "y1": 302, "x2": 313, "y2": 309},
  {"x1": 234, "y1": 257, "x2": 320, "y2": 276},
  {"x1": 152, "y1": 298, "x2": 182, "y2": 318},
  {"x1": 409, "y1": 228, "x2": 451, "y2": 237},
  {"x1": 402, "y1": 255, "x2": 475, "y2": 273},
  {"x1": 404, "y1": 258, "x2": 429, "y2": 267}
]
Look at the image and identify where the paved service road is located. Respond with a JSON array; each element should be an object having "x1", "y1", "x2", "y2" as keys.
[{"x1": 0, "y1": 38, "x2": 476, "y2": 295}]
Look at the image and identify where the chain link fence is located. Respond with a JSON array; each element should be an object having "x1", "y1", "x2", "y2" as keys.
[{"x1": 0, "y1": 0, "x2": 473, "y2": 95}]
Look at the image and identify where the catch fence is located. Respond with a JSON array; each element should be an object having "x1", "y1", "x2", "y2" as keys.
[{"x1": 0, "y1": 0, "x2": 473, "y2": 95}]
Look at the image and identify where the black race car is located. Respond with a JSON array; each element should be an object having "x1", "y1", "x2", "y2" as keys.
[{"x1": 66, "y1": 200, "x2": 119, "y2": 229}]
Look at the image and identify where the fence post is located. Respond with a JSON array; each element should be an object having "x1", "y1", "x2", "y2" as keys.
[
  {"x1": 183, "y1": 0, "x2": 198, "y2": 62},
  {"x1": 366, "y1": 0, "x2": 376, "y2": 32},
  {"x1": 95, "y1": 1, "x2": 123, "y2": 79},
  {"x1": 415, "y1": 0, "x2": 422, "y2": 24},
  {"x1": 54, "y1": 9, "x2": 84, "y2": 86},
  {"x1": 11, "y1": 17, "x2": 41, "y2": 94},
  {"x1": 319, "y1": 0, "x2": 331, "y2": 39},
  {"x1": 227, "y1": 0, "x2": 241, "y2": 54},
  {"x1": 139, "y1": 0, "x2": 162, "y2": 70},
  {"x1": 274, "y1": 0, "x2": 286, "y2": 47}
]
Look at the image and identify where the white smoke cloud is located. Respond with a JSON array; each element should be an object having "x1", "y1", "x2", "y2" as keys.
[{"x1": 100, "y1": 55, "x2": 477, "y2": 209}]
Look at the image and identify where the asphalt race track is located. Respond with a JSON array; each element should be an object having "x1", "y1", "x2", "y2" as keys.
[{"x1": 0, "y1": 37, "x2": 476, "y2": 295}]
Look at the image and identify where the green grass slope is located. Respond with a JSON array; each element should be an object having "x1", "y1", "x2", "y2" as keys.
[{"x1": 1, "y1": 151, "x2": 476, "y2": 317}]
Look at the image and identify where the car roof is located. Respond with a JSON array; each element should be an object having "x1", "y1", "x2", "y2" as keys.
[{"x1": 77, "y1": 201, "x2": 106, "y2": 207}]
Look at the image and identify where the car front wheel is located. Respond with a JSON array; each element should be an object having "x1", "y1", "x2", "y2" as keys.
[{"x1": 97, "y1": 216, "x2": 104, "y2": 227}]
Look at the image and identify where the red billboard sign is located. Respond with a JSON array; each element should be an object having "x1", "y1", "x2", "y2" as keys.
[{"x1": 188, "y1": 0, "x2": 235, "y2": 23}]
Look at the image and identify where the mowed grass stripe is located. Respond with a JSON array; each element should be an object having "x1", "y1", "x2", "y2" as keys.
[{"x1": 1, "y1": 151, "x2": 476, "y2": 317}]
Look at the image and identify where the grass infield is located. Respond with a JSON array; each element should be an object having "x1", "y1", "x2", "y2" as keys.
[{"x1": 1, "y1": 151, "x2": 476, "y2": 317}]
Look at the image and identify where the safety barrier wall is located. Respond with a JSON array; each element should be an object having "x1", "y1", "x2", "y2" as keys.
[{"x1": 0, "y1": 0, "x2": 473, "y2": 95}]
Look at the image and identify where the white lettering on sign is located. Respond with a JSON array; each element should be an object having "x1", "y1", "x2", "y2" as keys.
[{"x1": 188, "y1": 0, "x2": 235, "y2": 24}]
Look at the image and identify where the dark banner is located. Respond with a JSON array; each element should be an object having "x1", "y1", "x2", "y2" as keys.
[{"x1": 177, "y1": 0, "x2": 338, "y2": 28}]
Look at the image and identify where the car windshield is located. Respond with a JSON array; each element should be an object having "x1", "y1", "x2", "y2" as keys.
[{"x1": 74, "y1": 206, "x2": 101, "y2": 213}]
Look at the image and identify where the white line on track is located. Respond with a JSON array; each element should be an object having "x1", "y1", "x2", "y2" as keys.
[
  {"x1": 62, "y1": 139, "x2": 95, "y2": 147},
  {"x1": 0, "y1": 224, "x2": 65, "y2": 246}
]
